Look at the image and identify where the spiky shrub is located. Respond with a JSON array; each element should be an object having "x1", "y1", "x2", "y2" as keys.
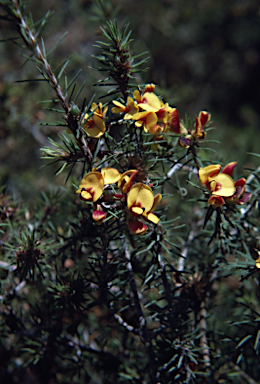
[{"x1": 0, "y1": 1, "x2": 260, "y2": 383}]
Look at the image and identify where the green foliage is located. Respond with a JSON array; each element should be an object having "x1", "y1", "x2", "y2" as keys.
[
  {"x1": 92, "y1": 20, "x2": 149, "y2": 99},
  {"x1": 0, "y1": 1, "x2": 260, "y2": 384}
]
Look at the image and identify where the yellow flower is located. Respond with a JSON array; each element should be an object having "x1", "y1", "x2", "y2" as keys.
[
  {"x1": 77, "y1": 168, "x2": 121, "y2": 202},
  {"x1": 192, "y1": 111, "x2": 210, "y2": 139},
  {"x1": 76, "y1": 171, "x2": 104, "y2": 202},
  {"x1": 111, "y1": 96, "x2": 139, "y2": 119},
  {"x1": 208, "y1": 173, "x2": 236, "y2": 197},
  {"x1": 132, "y1": 111, "x2": 158, "y2": 133},
  {"x1": 127, "y1": 183, "x2": 161, "y2": 235},
  {"x1": 144, "y1": 83, "x2": 156, "y2": 93},
  {"x1": 101, "y1": 167, "x2": 121, "y2": 184},
  {"x1": 137, "y1": 92, "x2": 162, "y2": 112},
  {"x1": 83, "y1": 102, "x2": 108, "y2": 138},
  {"x1": 199, "y1": 163, "x2": 236, "y2": 206},
  {"x1": 127, "y1": 183, "x2": 154, "y2": 215},
  {"x1": 198, "y1": 164, "x2": 222, "y2": 186}
]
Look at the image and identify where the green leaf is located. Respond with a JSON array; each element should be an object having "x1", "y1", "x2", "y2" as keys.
[{"x1": 236, "y1": 335, "x2": 252, "y2": 349}]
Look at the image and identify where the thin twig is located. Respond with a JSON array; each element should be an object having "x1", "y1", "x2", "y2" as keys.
[
  {"x1": 121, "y1": 234, "x2": 157, "y2": 380},
  {"x1": 199, "y1": 294, "x2": 211, "y2": 369},
  {"x1": 178, "y1": 230, "x2": 195, "y2": 271},
  {"x1": 11, "y1": 0, "x2": 69, "y2": 112}
]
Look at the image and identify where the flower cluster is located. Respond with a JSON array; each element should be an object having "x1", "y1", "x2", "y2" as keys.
[
  {"x1": 66, "y1": 84, "x2": 211, "y2": 148},
  {"x1": 112, "y1": 84, "x2": 210, "y2": 149},
  {"x1": 112, "y1": 83, "x2": 171, "y2": 136},
  {"x1": 76, "y1": 168, "x2": 161, "y2": 235},
  {"x1": 198, "y1": 162, "x2": 251, "y2": 207},
  {"x1": 174, "y1": 110, "x2": 211, "y2": 148}
]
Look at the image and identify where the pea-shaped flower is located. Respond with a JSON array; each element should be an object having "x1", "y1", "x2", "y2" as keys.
[
  {"x1": 77, "y1": 168, "x2": 121, "y2": 203},
  {"x1": 83, "y1": 102, "x2": 108, "y2": 138},
  {"x1": 111, "y1": 96, "x2": 139, "y2": 119},
  {"x1": 199, "y1": 162, "x2": 251, "y2": 207},
  {"x1": 127, "y1": 183, "x2": 161, "y2": 235}
]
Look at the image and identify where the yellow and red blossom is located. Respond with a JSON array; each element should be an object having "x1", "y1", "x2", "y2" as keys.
[
  {"x1": 144, "y1": 83, "x2": 156, "y2": 93},
  {"x1": 199, "y1": 162, "x2": 251, "y2": 206},
  {"x1": 76, "y1": 167, "x2": 163, "y2": 235},
  {"x1": 111, "y1": 96, "x2": 139, "y2": 119},
  {"x1": 207, "y1": 195, "x2": 226, "y2": 207},
  {"x1": 199, "y1": 110, "x2": 211, "y2": 125},
  {"x1": 77, "y1": 167, "x2": 121, "y2": 203},
  {"x1": 132, "y1": 111, "x2": 158, "y2": 133},
  {"x1": 127, "y1": 183, "x2": 161, "y2": 235},
  {"x1": 83, "y1": 102, "x2": 108, "y2": 138},
  {"x1": 198, "y1": 164, "x2": 222, "y2": 185},
  {"x1": 169, "y1": 109, "x2": 210, "y2": 146},
  {"x1": 208, "y1": 173, "x2": 236, "y2": 197},
  {"x1": 77, "y1": 171, "x2": 104, "y2": 202},
  {"x1": 192, "y1": 111, "x2": 211, "y2": 139},
  {"x1": 112, "y1": 84, "x2": 172, "y2": 136},
  {"x1": 137, "y1": 92, "x2": 162, "y2": 112},
  {"x1": 111, "y1": 86, "x2": 211, "y2": 150},
  {"x1": 132, "y1": 84, "x2": 156, "y2": 104}
]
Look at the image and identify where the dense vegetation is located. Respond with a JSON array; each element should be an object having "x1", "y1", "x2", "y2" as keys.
[{"x1": 0, "y1": 1, "x2": 260, "y2": 383}]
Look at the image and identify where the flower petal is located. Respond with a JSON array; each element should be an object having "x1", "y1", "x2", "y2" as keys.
[
  {"x1": 236, "y1": 192, "x2": 252, "y2": 205},
  {"x1": 111, "y1": 100, "x2": 126, "y2": 114},
  {"x1": 145, "y1": 212, "x2": 160, "y2": 224},
  {"x1": 118, "y1": 170, "x2": 138, "y2": 193},
  {"x1": 151, "y1": 193, "x2": 162, "y2": 212},
  {"x1": 178, "y1": 136, "x2": 191, "y2": 148},
  {"x1": 131, "y1": 206, "x2": 144, "y2": 215},
  {"x1": 138, "y1": 92, "x2": 161, "y2": 112},
  {"x1": 199, "y1": 164, "x2": 221, "y2": 185},
  {"x1": 199, "y1": 111, "x2": 211, "y2": 125},
  {"x1": 92, "y1": 209, "x2": 107, "y2": 224},
  {"x1": 128, "y1": 219, "x2": 148, "y2": 235},
  {"x1": 78, "y1": 171, "x2": 104, "y2": 202},
  {"x1": 132, "y1": 111, "x2": 151, "y2": 120},
  {"x1": 81, "y1": 190, "x2": 93, "y2": 201},
  {"x1": 125, "y1": 96, "x2": 139, "y2": 117},
  {"x1": 194, "y1": 117, "x2": 205, "y2": 139},
  {"x1": 222, "y1": 162, "x2": 237, "y2": 176},
  {"x1": 133, "y1": 89, "x2": 142, "y2": 103},
  {"x1": 207, "y1": 195, "x2": 225, "y2": 207},
  {"x1": 147, "y1": 124, "x2": 163, "y2": 135},
  {"x1": 127, "y1": 183, "x2": 154, "y2": 213},
  {"x1": 85, "y1": 115, "x2": 106, "y2": 138},
  {"x1": 235, "y1": 177, "x2": 246, "y2": 187},
  {"x1": 144, "y1": 112, "x2": 158, "y2": 131},
  {"x1": 168, "y1": 108, "x2": 181, "y2": 133},
  {"x1": 209, "y1": 173, "x2": 236, "y2": 197},
  {"x1": 101, "y1": 167, "x2": 121, "y2": 184}
]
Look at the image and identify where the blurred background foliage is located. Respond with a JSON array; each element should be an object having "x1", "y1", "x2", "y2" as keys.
[{"x1": 0, "y1": 0, "x2": 260, "y2": 200}]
